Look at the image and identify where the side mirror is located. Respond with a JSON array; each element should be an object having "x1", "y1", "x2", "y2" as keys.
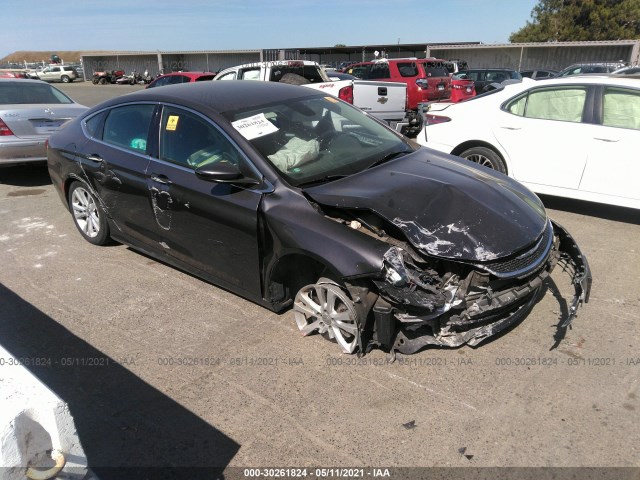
[{"x1": 195, "y1": 162, "x2": 260, "y2": 185}]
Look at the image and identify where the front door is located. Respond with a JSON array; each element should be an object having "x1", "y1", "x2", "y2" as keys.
[
  {"x1": 494, "y1": 85, "x2": 590, "y2": 190},
  {"x1": 145, "y1": 105, "x2": 263, "y2": 296}
]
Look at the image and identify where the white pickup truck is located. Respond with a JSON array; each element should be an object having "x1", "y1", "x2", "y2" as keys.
[{"x1": 214, "y1": 60, "x2": 421, "y2": 136}]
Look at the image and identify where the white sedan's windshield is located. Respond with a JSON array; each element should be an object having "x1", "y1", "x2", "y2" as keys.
[{"x1": 224, "y1": 96, "x2": 414, "y2": 186}]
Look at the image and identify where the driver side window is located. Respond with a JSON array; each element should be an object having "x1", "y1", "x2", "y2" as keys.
[{"x1": 159, "y1": 107, "x2": 241, "y2": 169}]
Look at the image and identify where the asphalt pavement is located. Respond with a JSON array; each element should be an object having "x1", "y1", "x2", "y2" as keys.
[{"x1": 0, "y1": 81, "x2": 638, "y2": 479}]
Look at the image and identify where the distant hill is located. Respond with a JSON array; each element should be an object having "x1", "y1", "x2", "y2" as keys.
[{"x1": 1, "y1": 51, "x2": 110, "y2": 64}]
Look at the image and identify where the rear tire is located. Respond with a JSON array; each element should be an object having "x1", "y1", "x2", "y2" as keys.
[
  {"x1": 459, "y1": 146, "x2": 507, "y2": 174},
  {"x1": 68, "y1": 181, "x2": 110, "y2": 246},
  {"x1": 61, "y1": 75, "x2": 70, "y2": 83}
]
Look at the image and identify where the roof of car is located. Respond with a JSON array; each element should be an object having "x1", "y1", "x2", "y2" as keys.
[
  {"x1": 540, "y1": 75, "x2": 640, "y2": 87},
  {"x1": 89, "y1": 80, "x2": 323, "y2": 115},
  {"x1": 480, "y1": 75, "x2": 640, "y2": 99}
]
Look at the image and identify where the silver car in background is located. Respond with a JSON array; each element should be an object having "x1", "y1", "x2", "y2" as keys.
[{"x1": 0, "y1": 79, "x2": 88, "y2": 165}]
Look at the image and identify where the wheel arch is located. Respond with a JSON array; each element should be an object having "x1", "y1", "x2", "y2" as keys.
[
  {"x1": 266, "y1": 252, "x2": 344, "y2": 310},
  {"x1": 63, "y1": 175, "x2": 86, "y2": 209},
  {"x1": 450, "y1": 140, "x2": 510, "y2": 175}
]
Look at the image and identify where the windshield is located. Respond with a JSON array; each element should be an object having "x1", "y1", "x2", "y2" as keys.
[
  {"x1": 223, "y1": 95, "x2": 414, "y2": 187},
  {"x1": 0, "y1": 82, "x2": 74, "y2": 104}
]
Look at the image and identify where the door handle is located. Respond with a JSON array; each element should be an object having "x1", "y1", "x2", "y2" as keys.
[
  {"x1": 593, "y1": 137, "x2": 619, "y2": 143},
  {"x1": 150, "y1": 174, "x2": 172, "y2": 185},
  {"x1": 86, "y1": 154, "x2": 103, "y2": 163}
]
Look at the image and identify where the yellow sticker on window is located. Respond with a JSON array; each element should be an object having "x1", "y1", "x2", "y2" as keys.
[
  {"x1": 324, "y1": 96, "x2": 339, "y2": 103},
  {"x1": 166, "y1": 115, "x2": 180, "y2": 131}
]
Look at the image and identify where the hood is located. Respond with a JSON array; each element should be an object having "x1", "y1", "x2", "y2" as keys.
[{"x1": 303, "y1": 148, "x2": 547, "y2": 262}]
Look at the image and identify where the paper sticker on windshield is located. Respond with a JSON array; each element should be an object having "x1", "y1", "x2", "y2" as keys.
[
  {"x1": 232, "y1": 113, "x2": 278, "y2": 140},
  {"x1": 324, "y1": 96, "x2": 339, "y2": 103},
  {"x1": 166, "y1": 115, "x2": 180, "y2": 131}
]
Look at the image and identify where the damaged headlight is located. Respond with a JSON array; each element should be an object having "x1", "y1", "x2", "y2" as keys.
[{"x1": 383, "y1": 247, "x2": 410, "y2": 287}]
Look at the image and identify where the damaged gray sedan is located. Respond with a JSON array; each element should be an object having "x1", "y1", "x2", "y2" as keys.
[{"x1": 47, "y1": 81, "x2": 591, "y2": 355}]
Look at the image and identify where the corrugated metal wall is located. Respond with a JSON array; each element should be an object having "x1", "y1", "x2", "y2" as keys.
[
  {"x1": 428, "y1": 44, "x2": 636, "y2": 70},
  {"x1": 81, "y1": 42, "x2": 639, "y2": 80},
  {"x1": 298, "y1": 49, "x2": 430, "y2": 67},
  {"x1": 81, "y1": 52, "x2": 262, "y2": 80},
  {"x1": 82, "y1": 55, "x2": 160, "y2": 78}
]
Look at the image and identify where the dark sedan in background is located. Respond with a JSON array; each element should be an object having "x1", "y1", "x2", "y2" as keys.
[{"x1": 47, "y1": 81, "x2": 591, "y2": 355}]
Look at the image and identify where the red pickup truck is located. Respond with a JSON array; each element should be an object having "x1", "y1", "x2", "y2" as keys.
[{"x1": 346, "y1": 58, "x2": 452, "y2": 110}]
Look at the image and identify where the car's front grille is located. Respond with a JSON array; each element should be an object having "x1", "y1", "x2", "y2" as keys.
[{"x1": 476, "y1": 221, "x2": 554, "y2": 278}]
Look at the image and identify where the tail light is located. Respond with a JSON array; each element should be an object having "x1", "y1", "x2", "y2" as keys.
[
  {"x1": 425, "y1": 114, "x2": 451, "y2": 125},
  {"x1": 338, "y1": 85, "x2": 354, "y2": 104},
  {"x1": 0, "y1": 118, "x2": 15, "y2": 136},
  {"x1": 45, "y1": 139, "x2": 49, "y2": 149}
]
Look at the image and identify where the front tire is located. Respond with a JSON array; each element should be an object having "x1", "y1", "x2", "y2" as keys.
[
  {"x1": 68, "y1": 182, "x2": 110, "y2": 246},
  {"x1": 459, "y1": 146, "x2": 507, "y2": 174},
  {"x1": 293, "y1": 278, "x2": 360, "y2": 354}
]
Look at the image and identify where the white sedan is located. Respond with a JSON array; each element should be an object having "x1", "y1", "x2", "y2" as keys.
[{"x1": 417, "y1": 76, "x2": 640, "y2": 209}]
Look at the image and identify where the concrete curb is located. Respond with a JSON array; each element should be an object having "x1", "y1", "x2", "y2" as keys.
[{"x1": 0, "y1": 345, "x2": 94, "y2": 480}]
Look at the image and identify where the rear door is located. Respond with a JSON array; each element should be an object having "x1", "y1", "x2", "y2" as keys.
[
  {"x1": 76, "y1": 103, "x2": 160, "y2": 247},
  {"x1": 493, "y1": 84, "x2": 591, "y2": 189}
]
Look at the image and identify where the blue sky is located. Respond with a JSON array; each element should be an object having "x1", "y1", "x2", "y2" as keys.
[{"x1": 1, "y1": 0, "x2": 538, "y2": 59}]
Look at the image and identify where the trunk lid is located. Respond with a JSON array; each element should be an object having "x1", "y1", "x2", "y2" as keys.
[{"x1": 0, "y1": 104, "x2": 87, "y2": 138}]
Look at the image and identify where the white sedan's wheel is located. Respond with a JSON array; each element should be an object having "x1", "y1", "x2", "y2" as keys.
[
  {"x1": 460, "y1": 146, "x2": 507, "y2": 174},
  {"x1": 293, "y1": 279, "x2": 359, "y2": 354}
]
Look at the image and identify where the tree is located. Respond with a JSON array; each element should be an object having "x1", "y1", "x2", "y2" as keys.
[{"x1": 510, "y1": 0, "x2": 640, "y2": 42}]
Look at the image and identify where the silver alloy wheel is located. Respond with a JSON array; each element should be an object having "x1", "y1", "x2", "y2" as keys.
[
  {"x1": 464, "y1": 153, "x2": 495, "y2": 169},
  {"x1": 293, "y1": 280, "x2": 359, "y2": 354},
  {"x1": 71, "y1": 187, "x2": 100, "y2": 238}
]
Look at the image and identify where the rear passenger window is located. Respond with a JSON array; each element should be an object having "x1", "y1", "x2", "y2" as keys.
[
  {"x1": 216, "y1": 71, "x2": 237, "y2": 81},
  {"x1": 367, "y1": 64, "x2": 390, "y2": 79},
  {"x1": 84, "y1": 110, "x2": 108, "y2": 139},
  {"x1": 603, "y1": 87, "x2": 640, "y2": 130},
  {"x1": 423, "y1": 63, "x2": 448, "y2": 77},
  {"x1": 103, "y1": 104, "x2": 155, "y2": 152},
  {"x1": 242, "y1": 69, "x2": 261, "y2": 81},
  {"x1": 397, "y1": 62, "x2": 418, "y2": 77}
]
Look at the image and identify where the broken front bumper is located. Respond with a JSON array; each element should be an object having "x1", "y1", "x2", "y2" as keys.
[{"x1": 373, "y1": 220, "x2": 592, "y2": 355}]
